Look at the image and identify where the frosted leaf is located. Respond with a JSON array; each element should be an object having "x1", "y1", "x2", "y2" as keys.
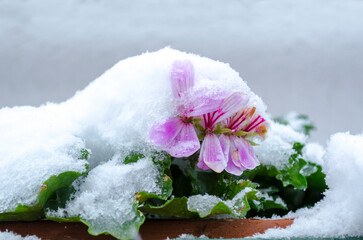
[
  {"x1": 187, "y1": 195, "x2": 222, "y2": 217},
  {"x1": 187, "y1": 188, "x2": 253, "y2": 217},
  {"x1": 0, "y1": 132, "x2": 88, "y2": 212}
]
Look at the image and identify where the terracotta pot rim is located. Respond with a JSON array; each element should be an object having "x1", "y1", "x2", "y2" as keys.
[{"x1": 0, "y1": 218, "x2": 294, "y2": 239}]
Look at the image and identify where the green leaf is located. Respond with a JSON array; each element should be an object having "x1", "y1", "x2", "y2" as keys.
[
  {"x1": 0, "y1": 149, "x2": 89, "y2": 221},
  {"x1": 277, "y1": 158, "x2": 307, "y2": 190},
  {"x1": 0, "y1": 171, "x2": 84, "y2": 221},
  {"x1": 140, "y1": 197, "x2": 198, "y2": 218},
  {"x1": 140, "y1": 188, "x2": 253, "y2": 219},
  {"x1": 124, "y1": 153, "x2": 145, "y2": 164},
  {"x1": 38, "y1": 171, "x2": 83, "y2": 207},
  {"x1": 244, "y1": 142, "x2": 308, "y2": 190},
  {"x1": 305, "y1": 164, "x2": 328, "y2": 192},
  {"x1": 0, "y1": 205, "x2": 44, "y2": 221}
]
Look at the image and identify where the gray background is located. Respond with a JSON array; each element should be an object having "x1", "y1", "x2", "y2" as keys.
[{"x1": 1, "y1": 0, "x2": 362, "y2": 143}]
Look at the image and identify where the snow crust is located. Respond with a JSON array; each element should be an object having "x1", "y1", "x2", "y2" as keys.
[
  {"x1": 254, "y1": 121, "x2": 307, "y2": 169},
  {"x1": 0, "y1": 231, "x2": 40, "y2": 240},
  {"x1": 256, "y1": 132, "x2": 363, "y2": 238}
]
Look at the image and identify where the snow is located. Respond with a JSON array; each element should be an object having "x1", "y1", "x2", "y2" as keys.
[
  {"x1": 0, "y1": 105, "x2": 88, "y2": 211},
  {"x1": 302, "y1": 142, "x2": 325, "y2": 166},
  {"x1": 47, "y1": 157, "x2": 161, "y2": 238},
  {"x1": 254, "y1": 121, "x2": 307, "y2": 169},
  {"x1": 255, "y1": 132, "x2": 363, "y2": 238},
  {"x1": 0, "y1": 231, "x2": 40, "y2": 240}
]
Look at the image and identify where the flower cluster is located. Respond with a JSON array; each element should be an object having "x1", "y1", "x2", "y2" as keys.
[{"x1": 150, "y1": 60, "x2": 268, "y2": 175}]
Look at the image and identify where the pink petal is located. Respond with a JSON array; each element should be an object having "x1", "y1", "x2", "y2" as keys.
[
  {"x1": 202, "y1": 134, "x2": 227, "y2": 173},
  {"x1": 215, "y1": 92, "x2": 249, "y2": 124},
  {"x1": 170, "y1": 60, "x2": 194, "y2": 98},
  {"x1": 186, "y1": 89, "x2": 225, "y2": 117},
  {"x1": 150, "y1": 117, "x2": 183, "y2": 146},
  {"x1": 220, "y1": 135, "x2": 245, "y2": 176},
  {"x1": 197, "y1": 141, "x2": 210, "y2": 170},
  {"x1": 165, "y1": 122, "x2": 200, "y2": 158},
  {"x1": 225, "y1": 157, "x2": 245, "y2": 176},
  {"x1": 219, "y1": 134, "x2": 231, "y2": 161},
  {"x1": 233, "y1": 137, "x2": 260, "y2": 169}
]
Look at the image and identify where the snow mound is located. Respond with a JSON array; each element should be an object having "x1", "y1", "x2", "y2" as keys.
[
  {"x1": 302, "y1": 142, "x2": 325, "y2": 166},
  {"x1": 0, "y1": 105, "x2": 87, "y2": 211},
  {"x1": 254, "y1": 121, "x2": 307, "y2": 169},
  {"x1": 255, "y1": 132, "x2": 363, "y2": 238},
  {"x1": 47, "y1": 157, "x2": 161, "y2": 238},
  {"x1": 0, "y1": 231, "x2": 40, "y2": 240}
]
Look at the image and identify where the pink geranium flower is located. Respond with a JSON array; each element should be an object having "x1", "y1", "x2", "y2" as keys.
[
  {"x1": 150, "y1": 60, "x2": 224, "y2": 157},
  {"x1": 197, "y1": 92, "x2": 249, "y2": 173},
  {"x1": 220, "y1": 107, "x2": 268, "y2": 175}
]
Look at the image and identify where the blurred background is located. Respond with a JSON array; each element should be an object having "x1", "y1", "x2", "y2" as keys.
[{"x1": 0, "y1": 0, "x2": 362, "y2": 143}]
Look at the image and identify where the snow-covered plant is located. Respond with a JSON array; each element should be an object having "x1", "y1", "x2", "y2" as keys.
[{"x1": 0, "y1": 49, "x2": 327, "y2": 240}]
